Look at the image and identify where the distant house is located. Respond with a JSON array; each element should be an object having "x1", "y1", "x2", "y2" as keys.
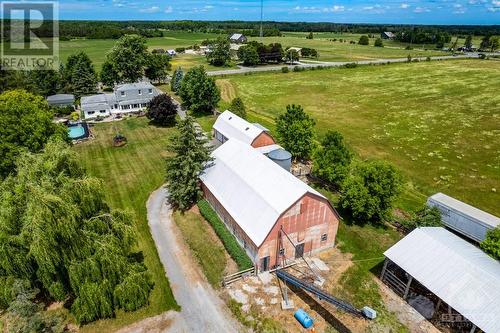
[
  {"x1": 212, "y1": 110, "x2": 275, "y2": 148},
  {"x1": 200, "y1": 139, "x2": 340, "y2": 272},
  {"x1": 229, "y1": 33, "x2": 247, "y2": 44},
  {"x1": 81, "y1": 82, "x2": 159, "y2": 119},
  {"x1": 381, "y1": 32, "x2": 396, "y2": 39},
  {"x1": 287, "y1": 47, "x2": 303, "y2": 54},
  {"x1": 47, "y1": 94, "x2": 74, "y2": 108},
  {"x1": 166, "y1": 49, "x2": 176, "y2": 56}
]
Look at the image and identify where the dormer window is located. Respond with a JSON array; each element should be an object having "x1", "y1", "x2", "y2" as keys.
[
  {"x1": 148, "y1": 89, "x2": 153, "y2": 94},
  {"x1": 120, "y1": 91, "x2": 125, "y2": 97},
  {"x1": 138, "y1": 89, "x2": 142, "y2": 95}
]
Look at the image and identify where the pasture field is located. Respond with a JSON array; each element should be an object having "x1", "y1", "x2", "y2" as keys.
[
  {"x1": 250, "y1": 32, "x2": 447, "y2": 62},
  {"x1": 215, "y1": 59, "x2": 500, "y2": 215},
  {"x1": 59, "y1": 31, "x2": 220, "y2": 69},
  {"x1": 73, "y1": 117, "x2": 179, "y2": 332}
]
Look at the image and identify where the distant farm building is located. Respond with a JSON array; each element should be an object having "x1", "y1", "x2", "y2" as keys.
[
  {"x1": 166, "y1": 49, "x2": 176, "y2": 56},
  {"x1": 47, "y1": 94, "x2": 75, "y2": 108},
  {"x1": 200, "y1": 139, "x2": 340, "y2": 272},
  {"x1": 212, "y1": 110, "x2": 275, "y2": 148},
  {"x1": 381, "y1": 31, "x2": 396, "y2": 39},
  {"x1": 381, "y1": 227, "x2": 500, "y2": 333},
  {"x1": 229, "y1": 33, "x2": 247, "y2": 44},
  {"x1": 427, "y1": 193, "x2": 500, "y2": 243}
]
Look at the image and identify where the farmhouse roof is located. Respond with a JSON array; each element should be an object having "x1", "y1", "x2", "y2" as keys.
[
  {"x1": 429, "y1": 193, "x2": 500, "y2": 228},
  {"x1": 200, "y1": 139, "x2": 326, "y2": 247},
  {"x1": 213, "y1": 110, "x2": 265, "y2": 145},
  {"x1": 115, "y1": 82, "x2": 154, "y2": 91},
  {"x1": 384, "y1": 227, "x2": 500, "y2": 333}
]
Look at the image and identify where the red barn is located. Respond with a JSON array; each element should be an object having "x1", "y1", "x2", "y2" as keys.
[
  {"x1": 200, "y1": 139, "x2": 340, "y2": 272},
  {"x1": 212, "y1": 111, "x2": 275, "y2": 148}
]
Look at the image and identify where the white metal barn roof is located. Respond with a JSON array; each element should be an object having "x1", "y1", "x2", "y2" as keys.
[
  {"x1": 384, "y1": 227, "x2": 500, "y2": 333},
  {"x1": 230, "y1": 33, "x2": 243, "y2": 40},
  {"x1": 200, "y1": 139, "x2": 326, "y2": 247},
  {"x1": 428, "y1": 193, "x2": 500, "y2": 228},
  {"x1": 213, "y1": 111, "x2": 265, "y2": 145}
]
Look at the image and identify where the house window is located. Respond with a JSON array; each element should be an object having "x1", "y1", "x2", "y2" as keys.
[
  {"x1": 321, "y1": 234, "x2": 327, "y2": 242},
  {"x1": 133, "y1": 104, "x2": 139, "y2": 108},
  {"x1": 122, "y1": 105, "x2": 130, "y2": 110},
  {"x1": 114, "y1": 104, "x2": 118, "y2": 109},
  {"x1": 88, "y1": 111, "x2": 95, "y2": 115},
  {"x1": 138, "y1": 89, "x2": 142, "y2": 95},
  {"x1": 120, "y1": 91, "x2": 125, "y2": 97},
  {"x1": 99, "y1": 110, "x2": 106, "y2": 113},
  {"x1": 279, "y1": 248, "x2": 285, "y2": 256},
  {"x1": 148, "y1": 88, "x2": 153, "y2": 94}
]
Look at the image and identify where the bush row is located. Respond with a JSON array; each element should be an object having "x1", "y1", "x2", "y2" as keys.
[{"x1": 197, "y1": 200, "x2": 254, "y2": 270}]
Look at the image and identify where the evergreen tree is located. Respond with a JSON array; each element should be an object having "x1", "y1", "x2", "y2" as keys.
[
  {"x1": 178, "y1": 66, "x2": 220, "y2": 113},
  {"x1": 165, "y1": 116, "x2": 212, "y2": 211},
  {"x1": 100, "y1": 60, "x2": 119, "y2": 88},
  {"x1": 171, "y1": 67, "x2": 184, "y2": 93},
  {"x1": 275, "y1": 104, "x2": 316, "y2": 160},
  {"x1": 464, "y1": 35, "x2": 473, "y2": 49},
  {"x1": 0, "y1": 139, "x2": 153, "y2": 323},
  {"x1": 312, "y1": 131, "x2": 353, "y2": 187},
  {"x1": 229, "y1": 97, "x2": 246, "y2": 119}
]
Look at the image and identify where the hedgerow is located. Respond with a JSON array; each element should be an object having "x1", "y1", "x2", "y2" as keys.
[{"x1": 197, "y1": 200, "x2": 254, "y2": 270}]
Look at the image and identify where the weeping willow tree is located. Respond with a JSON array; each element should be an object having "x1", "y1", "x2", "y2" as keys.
[{"x1": 0, "y1": 139, "x2": 153, "y2": 324}]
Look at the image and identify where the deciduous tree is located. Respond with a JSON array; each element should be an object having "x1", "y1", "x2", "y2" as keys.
[
  {"x1": 340, "y1": 160, "x2": 402, "y2": 223},
  {"x1": 374, "y1": 38, "x2": 384, "y2": 47},
  {"x1": 147, "y1": 94, "x2": 177, "y2": 126},
  {"x1": 106, "y1": 34, "x2": 149, "y2": 83},
  {"x1": 237, "y1": 45, "x2": 259, "y2": 66},
  {"x1": 275, "y1": 104, "x2": 316, "y2": 160},
  {"x1": 481, "y1": 226, "x2": 500, "y2": 260},
  {"x1": 0, "y1": 90, "x2": 67, "y2": 178},
  {"x1": 313, "y1": 131, "x2": 353, "y2": 187},
  {"x1": 178, "y1": 66, "x2": 220, "y2": 113},
  {"x1": 358, "y1": 35, "x2": 369, "y2": 45},
  {"x1": 464, "y1": 35, "x2": 473, "y2": 49},
  {"x1": 165, "y1": 116, "x2": 212, "y2": 211},
  {"x1": 229, "y1": 97, "x2": 246, "y2": 119},
  {"x1": 206, "y1": 37, "x2": 231, "y2": 67},
  {"x1": 145, "y1": 53, "x2": 171, "y2": 84},
  {"x1": 100, "y1": 61, "x2": 119, "y2": 88}
]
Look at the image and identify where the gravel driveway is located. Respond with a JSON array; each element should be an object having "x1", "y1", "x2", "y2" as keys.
[{"x1": 146, "y1": 187, "x2": 242, "y2": 333}]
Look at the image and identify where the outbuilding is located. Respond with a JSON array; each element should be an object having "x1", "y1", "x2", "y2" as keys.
[
  {"x1": 212, "y1": 110, "x2": 275, "y2": 148},
  {"x1": 381, "y1": 227, "x2": 500, "y2": 333},
  {"x1": 200, "y1": 139, "x2": 340, "y2": 272},
  {"x1": 229, "y1": 33, "x2": 247, "y2": 44},
  {"x1": 381, "y1": 31, "x2": 396, "y2": 39},
  {"x1": 427, "y1": 193, "x2": 500, "y2": 243},
  {"x1": 47, "y1": 94, "x2": 75, "y2": 108}
]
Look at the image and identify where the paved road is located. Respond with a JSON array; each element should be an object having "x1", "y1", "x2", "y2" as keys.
[
  {"x1": 208, "y1": 53, "x2": 479, "y2": 76},
  {"x1": 146, "y1": 187, "x2": 241, "y2": 333}
]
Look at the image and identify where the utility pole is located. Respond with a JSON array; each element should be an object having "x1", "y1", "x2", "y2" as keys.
[{"x1": 259, "y1": 0, "x2": 263, "y2": 39}]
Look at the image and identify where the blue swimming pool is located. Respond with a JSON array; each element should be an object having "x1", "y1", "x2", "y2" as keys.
[{"x1": 67, "y1": 123, "x2": 89, "y2": 140}]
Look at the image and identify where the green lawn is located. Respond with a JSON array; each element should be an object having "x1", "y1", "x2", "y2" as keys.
[
  {"x1": 73, "y1": 117, "x2": 179, "y2": 332},
  {"x1": 173, "y1": 211, "x2": 227, "y2": 288},
  {"x1": 215, "y1": 59, "x2": 500, "y2": 215},
  {"x1": 251, "y1": 32, "x2": 447, "y2": 62},
  {"x1": 60, "y1": 31, "x2": 220, "y2": 70}
]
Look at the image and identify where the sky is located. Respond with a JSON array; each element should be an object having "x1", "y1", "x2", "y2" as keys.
[{"x1": 54, "y1": 0, "x2": 500, "y2": 24}]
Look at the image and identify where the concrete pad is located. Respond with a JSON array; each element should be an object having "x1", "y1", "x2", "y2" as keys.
[
  {"x1": 311, "y1": 257, "x2": 330, "y2": 271},
  {"x1": 264, "y1": 285, "x2": 279, "y2": 295},
  {"x1": 258, "y1": 271, "x2": 273, "y2": 285},
  {"x1": 228, "y1": 289, "x2": 248, "y2": 304},
  {"x1": 281, "y1": 300, "x2": 295, "y2": 310},
  {"x1": 242, "y1": 284, "x2": 257, "y2": 294}
]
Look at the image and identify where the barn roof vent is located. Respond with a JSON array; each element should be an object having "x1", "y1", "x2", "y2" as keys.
[
  {"x1": 245, "y1": 127, "x2": 250, "y2": 131},
  {"x1": 229, "y1": 117, "x2": 232, "y2": 120}
]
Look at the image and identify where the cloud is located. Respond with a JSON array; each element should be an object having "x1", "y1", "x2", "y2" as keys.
[
  {"x1": 400, "y1": 3, "x2": 410, "y2": 8},
  {"x1": 324, "y1": 5, "x2": 345, "y2": 12},
  {"x1": 452, "y1": 3, "x2": 466, "y2": 13},
  {"x1": 164, "y1": 5, "x2": 173, "y2": 13},
  {"x1": 139, "y1": 6, "x2": 160, "y2": 13},
  {"x1": 413, "y1": 6, "x2": 430, "y2": 12},
  {"x1": 361, "y1": 4, "x2": 386, "y2": 13}
]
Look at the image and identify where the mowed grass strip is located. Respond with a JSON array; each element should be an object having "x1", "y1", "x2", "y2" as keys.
[
  {"x1": 73, "y1": 117, "x2": 179, "y2": 332},
  {"x1": 215, "y1": 59, "x2": 500, "y2": 215},
  {"x1": 173, "y1": 210, "x2": 227, "y2": 288}
]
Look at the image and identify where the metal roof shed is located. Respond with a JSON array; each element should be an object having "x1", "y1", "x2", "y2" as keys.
[
  {"x1": 383, "y1": 227, "x2": 500, "y2": 333},
  {"x1": 427, "y1": 193, "x2": 500, "y2": 242}
]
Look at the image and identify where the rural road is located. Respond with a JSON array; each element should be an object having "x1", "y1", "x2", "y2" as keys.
[
  {"x1": 146, "y1": 187, "x2": 242, "y2": 333},
  {"x1": 208, "y1": 53, "x2": 480, "y2": 76}
]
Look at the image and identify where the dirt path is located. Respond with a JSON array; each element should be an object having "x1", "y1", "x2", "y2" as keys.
[{"x1": 145, "y1": 187, "x2": 242, "y2": 333}]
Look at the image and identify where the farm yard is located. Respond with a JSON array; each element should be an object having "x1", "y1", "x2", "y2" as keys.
[
  {"x1": 214, "y1": 59, "x2": 500, "y2": 215},
  {"x1": 72, "y1": 118, "x2": 179, "y2": 332}
]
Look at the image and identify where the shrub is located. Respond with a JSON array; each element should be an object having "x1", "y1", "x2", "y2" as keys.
[
  {"x1": 344, "y1": 62, "x2": 358, "y2": 68},
  {"x1": 481, "y1": 226, "x2": 500, "y2": 260},
  {"x1": 281, "y1": 66, "x2": 289, "y2": 73},
  {"x1": 358, "y1": 35, "x2": 369, "y2": 45},
  {"x1": 146, "y1": 94, "x2": 177, "y2": 126},
  {"x1": 198, "y1": 200, "x2": 253, "y2": 270},
  {"x1": 426, "y1": 56, "x2": 431, "y2": 62},
  {"x1": 175, "y1": 47, "x2": 185, "y2": 53},
  {"x1": 396, "y1": 205, "x2": 442, "y2": 232},
  {"x1": 374, "y1": 38, "x2": 384, "y2": 47}
]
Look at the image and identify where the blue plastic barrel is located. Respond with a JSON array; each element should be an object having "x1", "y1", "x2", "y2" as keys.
[{"x1": 294, "y1": 308, "x2": 314, "y2": 329}]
